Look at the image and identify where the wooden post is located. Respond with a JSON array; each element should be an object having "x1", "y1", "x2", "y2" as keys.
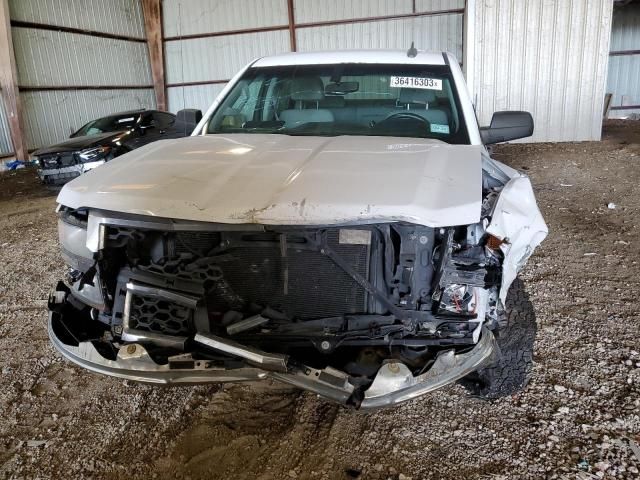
[
  {"x1": 141, "y1": 0, "x2": 167, "y2": 111},
  {"x1": 0, "y1": 0, "x2": 28, "y2": 160},
  {"x1": 287, "y1": 0, "x2": 297, "y2": 52}
]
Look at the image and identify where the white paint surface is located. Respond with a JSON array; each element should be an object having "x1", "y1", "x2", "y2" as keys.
[{"x1": 58, "y1": 134, "x2": 484, "y2": 228}]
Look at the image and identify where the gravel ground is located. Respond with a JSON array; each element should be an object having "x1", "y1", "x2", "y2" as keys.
[{"x1": 0, "y1": 121, "x2": 639, "y2": 480}]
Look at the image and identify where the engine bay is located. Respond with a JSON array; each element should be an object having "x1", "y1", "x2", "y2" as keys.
[{"x1": 55, "y1": 191, "x2": 505, "y2": 393}]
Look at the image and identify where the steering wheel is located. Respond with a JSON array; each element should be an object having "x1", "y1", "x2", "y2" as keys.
[{"x1": 379, "y1": 112, "x2": 430, "y2": 127}]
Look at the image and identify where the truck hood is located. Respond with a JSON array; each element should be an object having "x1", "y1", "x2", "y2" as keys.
[{"x1": 57, "y1": 134, "x2": 483, "y2": 227}]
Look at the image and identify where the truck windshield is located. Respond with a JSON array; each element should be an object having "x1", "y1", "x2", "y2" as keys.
[{"x1": 206, "y1": 64, "x2": 470, "y2": 144}]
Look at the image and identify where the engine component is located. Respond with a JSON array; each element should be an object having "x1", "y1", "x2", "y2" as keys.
[{"x1": 438, "y1": 284, "x2": 477, "y2": 315}]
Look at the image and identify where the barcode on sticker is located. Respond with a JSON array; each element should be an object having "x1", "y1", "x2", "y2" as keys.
[{"x1": 390, "y1": 76, "x2": 442, "y2": 90}]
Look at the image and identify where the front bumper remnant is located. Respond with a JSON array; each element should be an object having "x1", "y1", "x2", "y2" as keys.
[{"x1": 48, "y1": 309, "x2": 497, "y2": 409}]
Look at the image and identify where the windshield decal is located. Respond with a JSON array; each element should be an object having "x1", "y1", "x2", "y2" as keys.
[
  {"x1": 430, "y1": 124, "x2": 450, "y2": 134},
  {"x1": 390, "y1": 76, "x2": 442, "y2": 90}
]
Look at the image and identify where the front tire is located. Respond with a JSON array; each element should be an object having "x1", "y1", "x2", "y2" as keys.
[{"x1": 462, "y1": 278, "x2": 537, "y2": 399}]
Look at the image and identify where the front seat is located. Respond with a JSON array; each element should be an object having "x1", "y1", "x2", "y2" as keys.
[
  {"x1": 280, "y1": 77, "x2": 335, "y2": 128},
  {"x1": 397, "y1": 88, "x2": 449, "y2": 126}
]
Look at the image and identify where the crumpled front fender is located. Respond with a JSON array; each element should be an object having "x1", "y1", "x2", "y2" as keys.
[{"x1": 486, "y1": 175, "x2": 548, "y2": 304}]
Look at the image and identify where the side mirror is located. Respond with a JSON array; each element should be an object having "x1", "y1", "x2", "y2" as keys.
[
  {"x1": 480, "y1": 111, "x2": 534, "y2": 145},
  {"x1": 176, "y1": 108, "x2": 203, "y2": 133}
]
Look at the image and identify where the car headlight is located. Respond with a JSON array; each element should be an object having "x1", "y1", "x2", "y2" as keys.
[
  {"x1": 58, "y1": 209, "x2": 106, "y2": 310},
  {"x1": 78, "y1": 146, "x2": 111, "y2": 162},
  {"x1": 58, "y1": 212, "x2": 94, "y2": 272}
]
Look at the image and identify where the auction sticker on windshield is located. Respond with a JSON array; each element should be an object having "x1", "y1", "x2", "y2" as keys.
[{"x1": 390, "y1": 76, "x2": 442, "y2": 90}]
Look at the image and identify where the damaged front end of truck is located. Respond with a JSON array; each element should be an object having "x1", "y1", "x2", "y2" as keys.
[{"x1": 47, "y1": 161, "x2": 546, "y2": 409}]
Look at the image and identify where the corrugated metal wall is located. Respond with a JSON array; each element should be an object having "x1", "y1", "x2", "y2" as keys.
[
  {"x1": 294, "y1": 0, "x2": 412, "y2": 23},
  {"x1": 294, "y1": 0, "x2": 464, "y2": 23},
  {"x1": 163, "y1": 0, "x2": 464, "y2": 114},
  {"x1": 163, "y1": 0, "x2": 289, "y2": 114},
  {"x1": 295, "y1": 15, "x2": 462, "y2": 54},
  {"x1": 0, "y1": 93, "x2": 13, "y2": 155},
  {"x1": 9, "y1": 0, "x2": 145, "y2": 37},
  {"x1": 8, "y1": 0, "x2": 155, "y2": 150},
  {"x1": 5, "y1": 0, "x2": 615, "y2": 147},
  {"x1": 607, "y1": 2, "x2": 640, "y2": 118},
  {"x1": 163, "y1": 0, "x2": 287, "y2": 37},
  {"x1": 12, "y1": 29, "x2": 151, "y2": 87},
  {"x1": 21, "y1": 89, "x2": 155, "y2": 150},
  {"x1": 165, "y1": 30, "x2": 290, "y2": 84},
  {"x1": 471, "y1": 0, "x2": 613, "y2": 142}
]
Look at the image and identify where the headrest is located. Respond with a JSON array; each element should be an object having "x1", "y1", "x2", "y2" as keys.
[
  {"x1": 398, "y1": 88, "x2": 437, "y2": 105},
  {"x1": 290, "y1": 77, "x2": 325, "y2": 102}
]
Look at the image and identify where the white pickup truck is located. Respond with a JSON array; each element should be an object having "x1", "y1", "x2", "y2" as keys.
[{"x1": 48, "y1": 49, "x2": 547, "y2": 409}]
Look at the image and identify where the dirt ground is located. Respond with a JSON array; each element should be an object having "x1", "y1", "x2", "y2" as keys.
[{"x1": 0, "y1": 121, "x2": 639, "y2": 480}]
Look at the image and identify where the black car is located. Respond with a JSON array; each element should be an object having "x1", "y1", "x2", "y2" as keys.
[{"x1": 34, "y1": 108, "x2": 202, "y2": 185}]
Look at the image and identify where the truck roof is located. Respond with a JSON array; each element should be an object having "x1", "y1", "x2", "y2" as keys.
[{"x1": 253, "y1": 49, "x2": 449, "y2": 68}]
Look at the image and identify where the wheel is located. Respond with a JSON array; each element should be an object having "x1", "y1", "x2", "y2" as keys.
[{"x1": 461, "y1": 278, "x2": 537, "y2": 399}]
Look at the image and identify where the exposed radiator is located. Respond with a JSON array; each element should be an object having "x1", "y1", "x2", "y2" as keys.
[
  {"x1": 207, "y1": 229, "x2": 371, "y2": 320},
  {"x1": 116, "y1": 228, "x2": 374, "y2": 336}
]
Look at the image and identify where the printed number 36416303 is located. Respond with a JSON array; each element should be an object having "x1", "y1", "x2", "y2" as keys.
[{"x1": 390, "y1": 76, "x2": 442, "y2": 90}]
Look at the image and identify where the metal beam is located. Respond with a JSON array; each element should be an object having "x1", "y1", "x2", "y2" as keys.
[
  {"x1": 141, "y1": 0, "x2": 167, "y2": 111},
  {"x1": 164, "y1": 24, "x2": 288, "y2": 42},
  {"x1": 294, "y1": 8, "x2": 465, "y2": 29},
  {"x1": 462, "y1": 0, "x2": 475, "y2": 100},
  {"x1": 610, "y1": 104, "x2": 640, "y2": 110},
  {"x1": 10, "y1": 20, "x2": 146, "y2": 43},
  {"x1": 19, "y1": 85, "x2": 154, "y2": 92},
  {"x1": 166, "y1": 79, "x2": 229, "y2": 88},
  {"x1": 609, "y1": 49, "x2": 640, "y2": 56},
  {"x1": 0, "y1": 0, "x2": 28, "y2": 161},
  {"x1": 162, "y1": 8, "x2": 465, "y2": 43}
]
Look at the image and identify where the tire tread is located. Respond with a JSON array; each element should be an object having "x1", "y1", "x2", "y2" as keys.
[{"x1": 462, "y1": 278, "x2": 536, "y2": 399}]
